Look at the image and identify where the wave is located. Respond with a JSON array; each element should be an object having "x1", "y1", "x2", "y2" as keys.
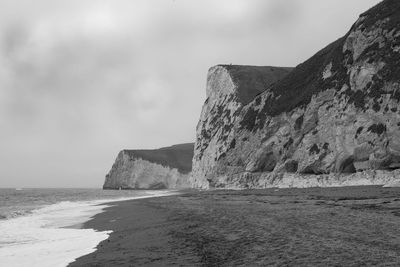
[
  {"x1": 0, "y1": 190, "x2": 178, "y2": 267},
  {"x1": 0, "y1": 209, "x2": 35, "y2": 220}
]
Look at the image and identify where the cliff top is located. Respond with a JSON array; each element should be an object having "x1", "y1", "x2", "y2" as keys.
[
  {"x1": 241, "y1": 0, "x2": 400, "y2": 128},
  {"x1": 360, "y1": 0, "x2": 400, "y2": 30},
  {"x1": 123, "y1": 143, "x2": 194, "y2": 174},
  {"x1": 212, "y1": 65, "x2": 293, "y2": 105}
]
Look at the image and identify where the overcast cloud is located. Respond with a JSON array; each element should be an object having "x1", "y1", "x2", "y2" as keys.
[{"x1": 0, "y1": 0, "x2": 380, "y2": 187}]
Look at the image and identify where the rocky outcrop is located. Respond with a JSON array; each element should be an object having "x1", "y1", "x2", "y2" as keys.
[
  {"x1": 192, "y1": 0, "x2": 400, "y2": 189},
  {"x1": 104, "y1": 143, "x2": 193, "y2": 189},
  {"x1": 191, "y1": 65, "x2": 293, "y2": 188}
]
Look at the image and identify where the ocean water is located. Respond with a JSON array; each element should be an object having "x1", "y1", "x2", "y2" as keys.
[{"x1": 0, "y1": 188, "x2": 177, "y2": 267}]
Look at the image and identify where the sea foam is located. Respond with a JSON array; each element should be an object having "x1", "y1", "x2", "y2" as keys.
[{"x1": 0, "y1": 190, "x2": 177, "y2": 267}]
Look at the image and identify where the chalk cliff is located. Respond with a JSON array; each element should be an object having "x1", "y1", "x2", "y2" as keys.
[
  {"x1": 191, "y1": 65, "x2": 293, "y2": 187},
  {"x1": 192, "y1": 0, "x2": 400, "y2": 189},
  {"x1": 104, "y1": 143, "x2": 193, "y2": 189}
]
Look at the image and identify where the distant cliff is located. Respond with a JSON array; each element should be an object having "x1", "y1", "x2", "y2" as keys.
[
  {"x1": 104, "y1": 143, "x2": 194, "y2": 189},
  {"x1": 192, "y1": 0, "x2": 400, "y2": 189}
]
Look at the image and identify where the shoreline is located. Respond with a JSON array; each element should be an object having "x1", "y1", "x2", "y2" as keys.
[
  {"x1": 0, "y1": 190, "x2": 180, "y2": 267},
  {"x1": 69, "y1": 192, "x2": 201, "y2": 266},
  {"x1": 65, "y1": 190, "x2": 182, "y2": 265},
  {"x1": 0, "y1": 198, "x2": 112, "y2": 267},
  {"x1": 70, "y1": 186, "x2": 400, "y2": 266}
]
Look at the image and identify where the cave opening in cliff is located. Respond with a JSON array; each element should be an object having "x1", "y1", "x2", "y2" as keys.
[{"x1": 340, "y1": 157, "x2": 357, "y2": 173}]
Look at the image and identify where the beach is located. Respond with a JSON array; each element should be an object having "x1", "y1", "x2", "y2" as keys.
[
  {"x1": 0, "y1": 189, "x2": 177, "y2": 267},
  {"x1": 70, "y1": 186, "x2": 400, "y2": 266}
]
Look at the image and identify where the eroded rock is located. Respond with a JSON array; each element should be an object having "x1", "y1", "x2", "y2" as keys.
[
  {"x1": 192, "y1": 0, "x2": 400, "y2": 189},
  {"x1": 104, "y1": 143, "x2": 193, "y2": 189}
]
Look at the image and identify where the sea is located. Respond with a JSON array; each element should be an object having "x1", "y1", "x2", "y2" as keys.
[{"x1": 0, "y1": 188, "x2": 177, "y2": 267}]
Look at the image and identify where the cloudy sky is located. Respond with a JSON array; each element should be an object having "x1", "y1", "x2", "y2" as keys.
[{"x1": 0, "y1": 0, "x2": 380, "y2": 188}]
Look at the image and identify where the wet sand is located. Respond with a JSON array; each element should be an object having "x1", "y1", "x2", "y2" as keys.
[{"x1": 70, "y1": 186, "x2": 400, "y2": 266}]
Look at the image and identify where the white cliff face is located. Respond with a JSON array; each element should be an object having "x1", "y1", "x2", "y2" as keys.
[
  {"x1": 104, "y1": 151, "x2": 191, "y2": 189},
  {"x1": 192, "y1": 0, "x2": 400, "y2": 189},
  {"x1": 191, "y1": 65, "x2": 293, "y2": 188},
  {"x1": 104, "y1": 144, "x2": 193, "y2": 189},
  {"x1": 191, "y1": 66, "x2": 241, "y2": 188}
]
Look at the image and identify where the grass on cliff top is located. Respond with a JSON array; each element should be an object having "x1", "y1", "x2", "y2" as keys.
[
  {"x1": 241, "y1": 0, "x2": 400, "y2": 129},
  {"x1": 360, "y1": 0, "x2": 400, "y2": 31},
  {"x1": 261, "y1": 35, "x2": 347, "y2": 117},
  {"x1": 239, "y1": 35, "x2": 347, "y2": 130},
  {"x1": 218, "y1": 65, "x2": 293, "y2": 105},
  {"x1": 123, "y1": 143, "x2": 194, "y2": 174}
]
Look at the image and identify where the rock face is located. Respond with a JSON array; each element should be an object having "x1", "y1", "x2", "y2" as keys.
[
  {"x1": 104, "y1": 143, "x2": 194, "y2": 189},
  {"x1": 191, "y1": 65, "x2": 293, "y2": 188},
  {"x1": 192, "y1": 0, "x2": 400, "y2": 189}
]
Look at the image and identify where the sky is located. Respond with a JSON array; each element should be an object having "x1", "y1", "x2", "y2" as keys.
[{"x1": 0, "y1": 0, "x2": 381, "y2": 188}]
